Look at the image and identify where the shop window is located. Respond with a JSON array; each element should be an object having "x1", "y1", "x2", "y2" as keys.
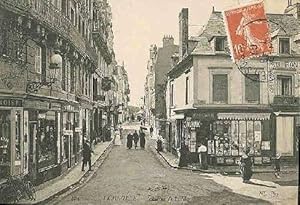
[
  {"x1": 212, "y1": 120, "x2": 264, "y2": 160},
  {"x1": 15, "y1": 111, "x2": 21, "y2": 162},
  {"x1": 212, "y1": 74, "x2": 228, "y2": 103},
  {"x1": 0, "y1": 111, "x2": 11, "y2": 178},
  {"x1": 279, "y1": 38, "x2": 290, "y2": 54},
  {"x1": 37, "y1": 112, "x2": 57, "y2": 169},
  {"x1": 277, "y1": 75, "x2": 292, "y2": 96},
  {"x1": 245, "y1": 74, "x2": 260, "y2": 103},
  {"x1": 215, "y1": 37, "x2": 226, "y2": 52}
]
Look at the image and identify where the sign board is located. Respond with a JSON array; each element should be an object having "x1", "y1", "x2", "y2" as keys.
[{"x1": 0, "y1": 99, "x2": 23, "y2": 107}]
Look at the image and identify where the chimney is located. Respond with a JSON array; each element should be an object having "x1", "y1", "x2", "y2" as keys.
[
  {"x1": 163, "y1": 35, "x2": 174, "y2": 47},
  {"x1": 179, "y1": 8, "x2": 189, "y2": 60},
  {"x1": 285, "y1": 0, "x2": 300, "y2": 19}
]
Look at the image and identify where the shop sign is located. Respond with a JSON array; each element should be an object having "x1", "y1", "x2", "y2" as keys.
[
  {"x1": 186, "y1": 121, "x2": 202, "y2": 128},
  {"x1": 191, "y1": 113, "x2": 215, "y2": 121},
  {"x1": 63, "y1": 129, "x2": 73, "y2": 135},
  {"x1": 63, "y1": 105, "x2": 75, "y2": 112},
  {"x1": 0, "y1": 99, "x2": 22, "y2": 107},
  {"x1": 75, "y1": 127, "x2": 81, "y2": 132},
  {"x1": 225, "y1": 158, "x2": 235, "y2": 165}
]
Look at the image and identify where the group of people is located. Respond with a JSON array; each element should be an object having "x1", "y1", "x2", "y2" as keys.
[{"x1": 127, "y1": 129, "x2": 146, "y2": 149}]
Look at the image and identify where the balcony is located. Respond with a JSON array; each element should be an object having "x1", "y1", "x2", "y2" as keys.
[
  {"x1": 272, "y1": 95, "x2": 300, "y2": 106},
  {"x1": 92, "y1": 25, "x2": 112, "y2": 64}
]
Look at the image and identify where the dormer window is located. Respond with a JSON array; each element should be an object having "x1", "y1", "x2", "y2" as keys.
[
  {"x1": 215, "y1": 37, "x2": 226, "y2": 51},
  {"x1": 279, "y1": 38, "x2": 290, "y2": 54}
]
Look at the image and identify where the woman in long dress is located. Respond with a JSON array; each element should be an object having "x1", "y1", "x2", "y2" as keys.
[
  {"x1": 127, "y1": 133, "x2": 133, "y2": 149},
  {"x1": 240, "y1": 147, "x2": 253, "y2": 183}
]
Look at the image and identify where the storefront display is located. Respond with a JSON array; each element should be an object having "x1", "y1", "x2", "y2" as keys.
[
  {"x1": 37, "y1": 112, "x2": 57, "y2": 169},
  {"x1": 0, "y1": 110, "x2": 10, "y2": 178}
]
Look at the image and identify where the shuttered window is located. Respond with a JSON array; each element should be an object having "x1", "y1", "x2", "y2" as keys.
[
  {"x1": 213, "y1": 74, "x2": 228, "y2": 103},
  {"x1": 245, "y1": 74, "x2": 260, "y2": 103}
]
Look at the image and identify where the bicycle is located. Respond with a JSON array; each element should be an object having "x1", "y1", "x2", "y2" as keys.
[{"x1": 0, "y1": 174, "x2": 36, "y2": 203}]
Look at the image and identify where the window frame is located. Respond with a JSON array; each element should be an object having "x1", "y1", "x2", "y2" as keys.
[
  {"x1": 215, "y1": 37, "x2": 226, "y2": 52},
  {"x1": 277, "y1": 75, "x2": 293, "y2": 96},
  {"x1": 278, "y1": 37, "x2": 291, "y2": 55},
  {"x1": 212, "y1": 73, "x2": 229, "y2": 104},
  {"x1": 185, "y1": 76, "x2": 189, "y2": 105},
  {"x1": 244, "y1": 74, "x2": 260, "y2": 103}
]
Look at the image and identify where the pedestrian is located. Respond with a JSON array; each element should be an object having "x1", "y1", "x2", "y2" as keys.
[
  {"x1": 150, "y1": 126, "x2": 154, "y2": 138},
  {"x1": 139, "y1": 129, "x2": 146, "y2": 149},
  {"x1": 133, "y1": 130, "x2": 139, "y2": 149},
  {"x1": 127, "y1": 133, "x2": 133, "y2": 149},
  {"x1": 198, "y1": 142, "x2": 208, "y2": 169},
  {"x1": 82, "y1": 139, "x2": 94, "y2": 171},
  {"x1": 178, "y1": 143, "x2": 189, "y2": 167},
  {"x1": 240, "y1": 147, "x2": 253, "y2": 183},
  {"x1": 274, "y1": 152, "x2": 281, "y2": 179}
]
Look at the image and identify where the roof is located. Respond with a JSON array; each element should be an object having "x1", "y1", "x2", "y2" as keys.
[{"x1": 199, "y1": 11, "x2": 300, "y2": 40}]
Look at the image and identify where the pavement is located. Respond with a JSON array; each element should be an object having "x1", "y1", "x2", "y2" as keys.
[
  {"x1": 145, "y1": 125, "x2": 298, "y2": 175},
  {"x1": 19, "y1": 138, "x2": 115, "y2": 205}
]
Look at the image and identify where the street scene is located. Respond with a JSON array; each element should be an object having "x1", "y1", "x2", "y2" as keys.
[{"x1": 0, "y1": 0, "x2": 299, "y2": 204}]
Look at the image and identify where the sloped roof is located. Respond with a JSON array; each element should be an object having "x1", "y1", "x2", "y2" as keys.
[
  {"x1": 199, "y1": 11, "x2": 300, "y2": 41},
  {"x1": 191, "y1": 37, "x2": 214, "y2": 55}
]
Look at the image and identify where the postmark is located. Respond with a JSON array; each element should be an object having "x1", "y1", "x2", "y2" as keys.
[{"x1": 223, "y1": 1, "x2": 272, "y2": 62}]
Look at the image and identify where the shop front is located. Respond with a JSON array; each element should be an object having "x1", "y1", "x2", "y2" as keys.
[
  {"x1": 23, "y1": 98, "x2": 62, "y2": 184},
  {"x1": 181, "y1": 111, "x2": 274, "y2": 166},
  {"x1": 0, "y1": 98, "x2": 24, "y2": 181}
]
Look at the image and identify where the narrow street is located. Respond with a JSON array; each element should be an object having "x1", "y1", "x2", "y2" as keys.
[{"x1": 52, "y1": 123, "x2": 273, "y2": 205}]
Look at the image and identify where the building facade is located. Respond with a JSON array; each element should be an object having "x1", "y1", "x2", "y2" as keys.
[
  {"x1": 166, "y1": 5, "x2": 300, "y2": 166},
  {"x1": 0, "y1": 0, "x2": 119, "y2": 184},
  {"x1": 144, "y1": 36, "x2": 178, "y2": 138}
]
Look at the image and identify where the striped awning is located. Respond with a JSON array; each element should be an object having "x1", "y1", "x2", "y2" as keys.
[{"x1": 217, "y1": 113, "x2": 271, "y2": 121}]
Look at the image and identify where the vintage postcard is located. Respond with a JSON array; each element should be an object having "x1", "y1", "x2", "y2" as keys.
[{"x1": 0, "y1": 0, "x2": 298, "y2": 204}]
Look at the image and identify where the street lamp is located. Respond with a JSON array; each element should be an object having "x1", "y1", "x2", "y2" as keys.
[{"x1": 26, "y1": 50, "x2": 62, "y2": 93}]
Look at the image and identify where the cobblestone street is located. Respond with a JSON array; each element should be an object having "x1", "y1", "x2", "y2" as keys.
[{"x1": 51, "y1": 124, "x2": 284, "y2": 205}]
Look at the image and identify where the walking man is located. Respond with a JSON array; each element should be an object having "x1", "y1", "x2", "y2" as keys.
[
  {"x1": 133, "y1": 130, "x2": 139, "y2": 149},
  {"x1": 82, "y1": 139, "x2": 94, "y2": 171},
  {"x1": 198, "y1": 141, "x2": 208, "y2": 169},
  {"x1": 150, "y1": 126, "x2": 154, "y2": 138},
  {"x1": 139, "y1": 129, "x2": 146, "y2": 149}
]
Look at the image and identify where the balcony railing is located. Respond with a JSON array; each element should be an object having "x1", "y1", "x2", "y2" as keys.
[
  {"x1": 272, "y1": 95, "x2": 300, "y2": 106},
  {"x1": 0, "y1": 0, "x2": 98, "y2": 65}
]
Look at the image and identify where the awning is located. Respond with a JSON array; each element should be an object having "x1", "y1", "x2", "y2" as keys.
[
  {"x1": 217, "y1": 113, "x2": 271, "y2": 121},
  {"x1": 170, "y1": 113, "x2": 185, "y2": 120}
]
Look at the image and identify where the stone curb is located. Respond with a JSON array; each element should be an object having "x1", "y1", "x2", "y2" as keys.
[{"x1": 28, "y1": 138, "x2": 115, "y2": 205}]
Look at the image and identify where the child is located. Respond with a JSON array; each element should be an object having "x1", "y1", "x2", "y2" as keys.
[{"x1": 274, "y1": 152, "x2": 281, "y2": 179}]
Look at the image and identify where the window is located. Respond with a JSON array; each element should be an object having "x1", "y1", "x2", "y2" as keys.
[
  {"x1": 185, "y1": 77, "x2": 189, "y2": 104},
  {"x1": 170, "y1": 83, "x2": 174, "y2": 106},
  {"x1": 71, "y1": 8, "x2": 75, "y2": 26},
  {"x1": 279, "y1": 38, "x2": 290, "y2": 54},
  {"x1": 35, "y1": 46, "x2": 42, "y2": 74},
  {"x1": 212, "y1": 74, "x2": 228, "y2": 103},
  {"x1": 245, "y1": 74, "x2": 260, "y2": 103},
  {"x1": 277, "y1": 75, "x2": 292, "y2": 96},
  {"x1": 215, "y1": 37, "x2": 225, "y2": 51}
]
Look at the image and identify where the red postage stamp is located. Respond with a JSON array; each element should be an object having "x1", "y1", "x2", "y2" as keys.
[{"x1": 223, "y1": 1, "x2": 272, "y2": 62}]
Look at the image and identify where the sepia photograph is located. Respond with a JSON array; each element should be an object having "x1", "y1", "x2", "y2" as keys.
[{"x1": 0, "y1": 0, "x2": 298, "y2": 204}]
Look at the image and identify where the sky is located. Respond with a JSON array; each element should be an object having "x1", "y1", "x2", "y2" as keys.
[{"x1": 109, "y1": 0, "x2": 289, "y2": 106}]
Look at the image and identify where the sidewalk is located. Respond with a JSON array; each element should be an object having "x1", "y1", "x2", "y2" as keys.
[
  {"x1": 20, "y1": 139, "x2": 114, "y2": 204},
  {"x1": 146, "y1": 131, "x2": 298, "y2": 174}
]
